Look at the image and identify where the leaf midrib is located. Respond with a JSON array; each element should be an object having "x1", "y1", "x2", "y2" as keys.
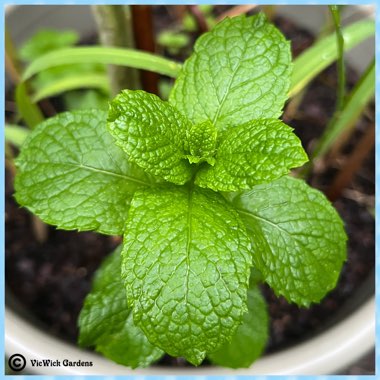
[
  {"x1": 237, "y1": 208, "x2": 333, "y2": 274},
  {"x1": 211, "y1": 35, "x2": 251, "y2": 127},
  {"x1": 30, "y1": 159, "x2": 152, "y2": 187},
  {"x1": 237, "y1": 208, "x2": 307, "y2": 247},
  {"x1": 184, "y1": 186, "x2": 194, "y2": 304}
]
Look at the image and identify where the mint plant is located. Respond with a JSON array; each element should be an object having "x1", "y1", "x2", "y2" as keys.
[{"x1": 14, "y1": 14, "x2": 346, "y2": 369}]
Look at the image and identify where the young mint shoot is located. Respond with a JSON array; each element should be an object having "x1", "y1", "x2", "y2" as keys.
[{"x1": 14, "y1": 14, "x2": 347, "y2": 368}]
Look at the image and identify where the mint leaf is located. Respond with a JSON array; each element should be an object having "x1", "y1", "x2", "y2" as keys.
[
  {"x1": 78, "y1": 247, "x2": 164, "y2": 368},
  {"x1": 195, "y1": 119, "x2": 308, "y2": 191},
  {"x1": 208, "y1": 287, "x2": 268, "y2": 368},
  {"x1": 15, "y1": 110, "x2": 157, "y2": 235},
  {"x1": 186, "y1": 120, "x2": 217, "y2": 165},
  {"x1": 121, "y1": 185, "x2": 252, "y2": 365},
  {"x1": 227, "y1": 176, "x2": 347, "y2": 306},
  {"x1": 170, "y1": 14, "x2": 291, "y2": 132},
  {"x1": 108, "y1": 90, "x2": 193, "y2": 185}
]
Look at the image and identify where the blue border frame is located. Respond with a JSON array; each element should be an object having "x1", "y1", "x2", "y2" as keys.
[{"x1": 2, "y1": 1, "x2": 377, "y2": 379}]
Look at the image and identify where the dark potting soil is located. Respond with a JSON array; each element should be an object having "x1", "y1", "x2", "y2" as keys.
[{"x1": 5, "y1": 9, "x2": 374, "y2": 366}]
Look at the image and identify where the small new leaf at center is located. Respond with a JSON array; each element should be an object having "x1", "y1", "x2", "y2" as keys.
[
  {"x1": 107, "y1": 90, "x2": 193, "y2": 185},
  {"x1": 195, "y1": 119, "x2": 309, "y2": 191},
  {"x1": 186, "y1": 120, "x2": 217, "y2": 165}
]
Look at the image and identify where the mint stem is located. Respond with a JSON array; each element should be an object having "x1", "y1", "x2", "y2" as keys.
[{"x1": 92, "y1": 5, "x2": 141, "y2": 95}]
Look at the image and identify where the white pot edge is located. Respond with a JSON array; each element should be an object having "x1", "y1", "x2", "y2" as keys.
[{"x1": 5, "y1": 297, "x2": 374, "y2": 375}]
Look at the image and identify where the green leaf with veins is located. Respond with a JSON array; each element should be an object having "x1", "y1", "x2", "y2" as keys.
[
  {"x1": 195, "y1": 119, "x2": 308, "y2": 191},
  {"x1": 170, "y1": 14, "x2": 291, "y2": 132},
  {"x1": 226, "y1": 176, "x2": 347, "y2": 306},
  {"x1": 15, "y1": 110, "x2": 157, "y2": 235},
  {"x1": 121, "y1": 185, "x2": 252, "y2": 365},
  {"x1": 108, "y1": 90, "x2": 193, "y2": 185},
  {"x1": 78, "y1": 247, "x2": 164, "y2": 368},
  {"x1": 208, "y1": 287, "x2": 268, "y2": 368},
  {"x1": 186, "y1": 120, "x2": 217, "y2": 165}
]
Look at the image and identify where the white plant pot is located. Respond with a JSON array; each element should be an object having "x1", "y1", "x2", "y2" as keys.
[{"x1": 5, "y1": 4, "x2": 375, "y2": 375}]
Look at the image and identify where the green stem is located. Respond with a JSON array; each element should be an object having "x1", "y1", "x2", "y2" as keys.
[
  {"x1": 15, "y1": 82, "x2": 44, "y2": 129},
  {"x1": 290, "y1": 19, "x2": 374, "y2": 97},
  {"x1": 32, "y1": 73, "x2": 109, "y2": 102},
  {"x1": 22, "y1": 47, "x2": 181, "y2": 81},
  {"x1": 5, "y1": 27, "x2": 22, "y2": 83},
  {"x1": 312, "y1": 58, "x2": 375, "y2": 160},
  {"x1": 92, "y1": 5, "x2": 141, "y2": 95},
  {"x1": 6, "y1": 27, "x2": 45, "y2": 129},
  {"x1": 329, "y1": 5, "x2": 346, "y2": 111},
  {"x1": 5, "y1": 124, "x2": 30, "y2": 147},
  {"x1": 299, "y1": 58, "x2": 375, "y2": 178}
]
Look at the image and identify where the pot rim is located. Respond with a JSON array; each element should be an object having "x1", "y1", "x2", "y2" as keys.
[{"x1": 5, "y1": 296, "x2": 374, "y2": 375}]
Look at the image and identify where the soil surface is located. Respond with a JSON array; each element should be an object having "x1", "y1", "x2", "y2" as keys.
[{"x1": 5, "y1": 8, "x2": 375, "y2": 367}]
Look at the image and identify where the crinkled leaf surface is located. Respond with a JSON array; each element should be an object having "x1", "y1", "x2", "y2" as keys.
[
  {"x1": 15, "y1": 110, "x2": 156, "y2": 235},
  {"x1": 227, "y1": 176, "x2": 347, "y2": 306},
  {"x1": 78, "y1": 247, "x2": 163, "y2": 368},
  {"x1": 108, "y1": 90, "x2": 193, "y2": 184},
  {"x1": 170, "y1": 14, "x2": 291, "y2": 132},
  {"x1": 186, "y1": 120, "x2": 217, "y2": 165},
  {"x1": 121, "y1": 185, "x2": 252, "y2": 365},
  {"x1": 208, "y1": 287, "x2": 268, "y2": 368},
  {"x1": 195, "y1": 119, "x2": 308, "y2": 191}
]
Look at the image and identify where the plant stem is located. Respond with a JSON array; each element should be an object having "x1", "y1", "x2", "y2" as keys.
[
  {"x1": 326, "y1": 123, "x2": 374, "y2": 202},
  {"x1": 6, "y1": 27, "x2": 47, "y2": 127},
  {"x1": 15, "y1": 82, "x2": 44, "y2": 129},
  {"x1": 5, "y1": 28, "x2": 21, "y2": 84},
  {"x1": 311, "y1": 59, "x2": 374, "y2": 160},
  {"x1": 290, "y1": 19, "x2": 374, "y2": 98},
  {"x1": 324, "y1": 58, "x2": 374, "y2": 158},
  {"x1": 329, "y1": 5, "x2": 346, "y2": 111},
  {"x1": 131, "y1": 5, "x2": 158, "y2": 94},
  {"x1": 22, "y1": 47, "x2": 181, "y2": 82},
  {"x1": 299, "y1": 57, "x2": 374, "y2": 180},
  {"x1": 5, "y1": 124, "x2": 29, "y2": 147},
  {"x1": 216, "y1": 5, "x2": 258, "y2": 21},
  {"x1": 186, "y1": 5, "x2": 208, "y2": 33},
  {"x1": 284, "y1": 10, "x2": 343, "y2": 126},
  {"x1": 32, "y1": 215, "x2": 49, "y2": 243},
  {"x1": 5, "y1": 143, "x2": 16, "y2": 177},
  {"x1": 282, "y1": 87, "x2": 306, "y2": 123},
  {"x1": 261, "y1": 5, "x2": 276, "y2": 21},
  {"x1": 92, "y1": 5, "x2": 141, "y2": 95}
]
